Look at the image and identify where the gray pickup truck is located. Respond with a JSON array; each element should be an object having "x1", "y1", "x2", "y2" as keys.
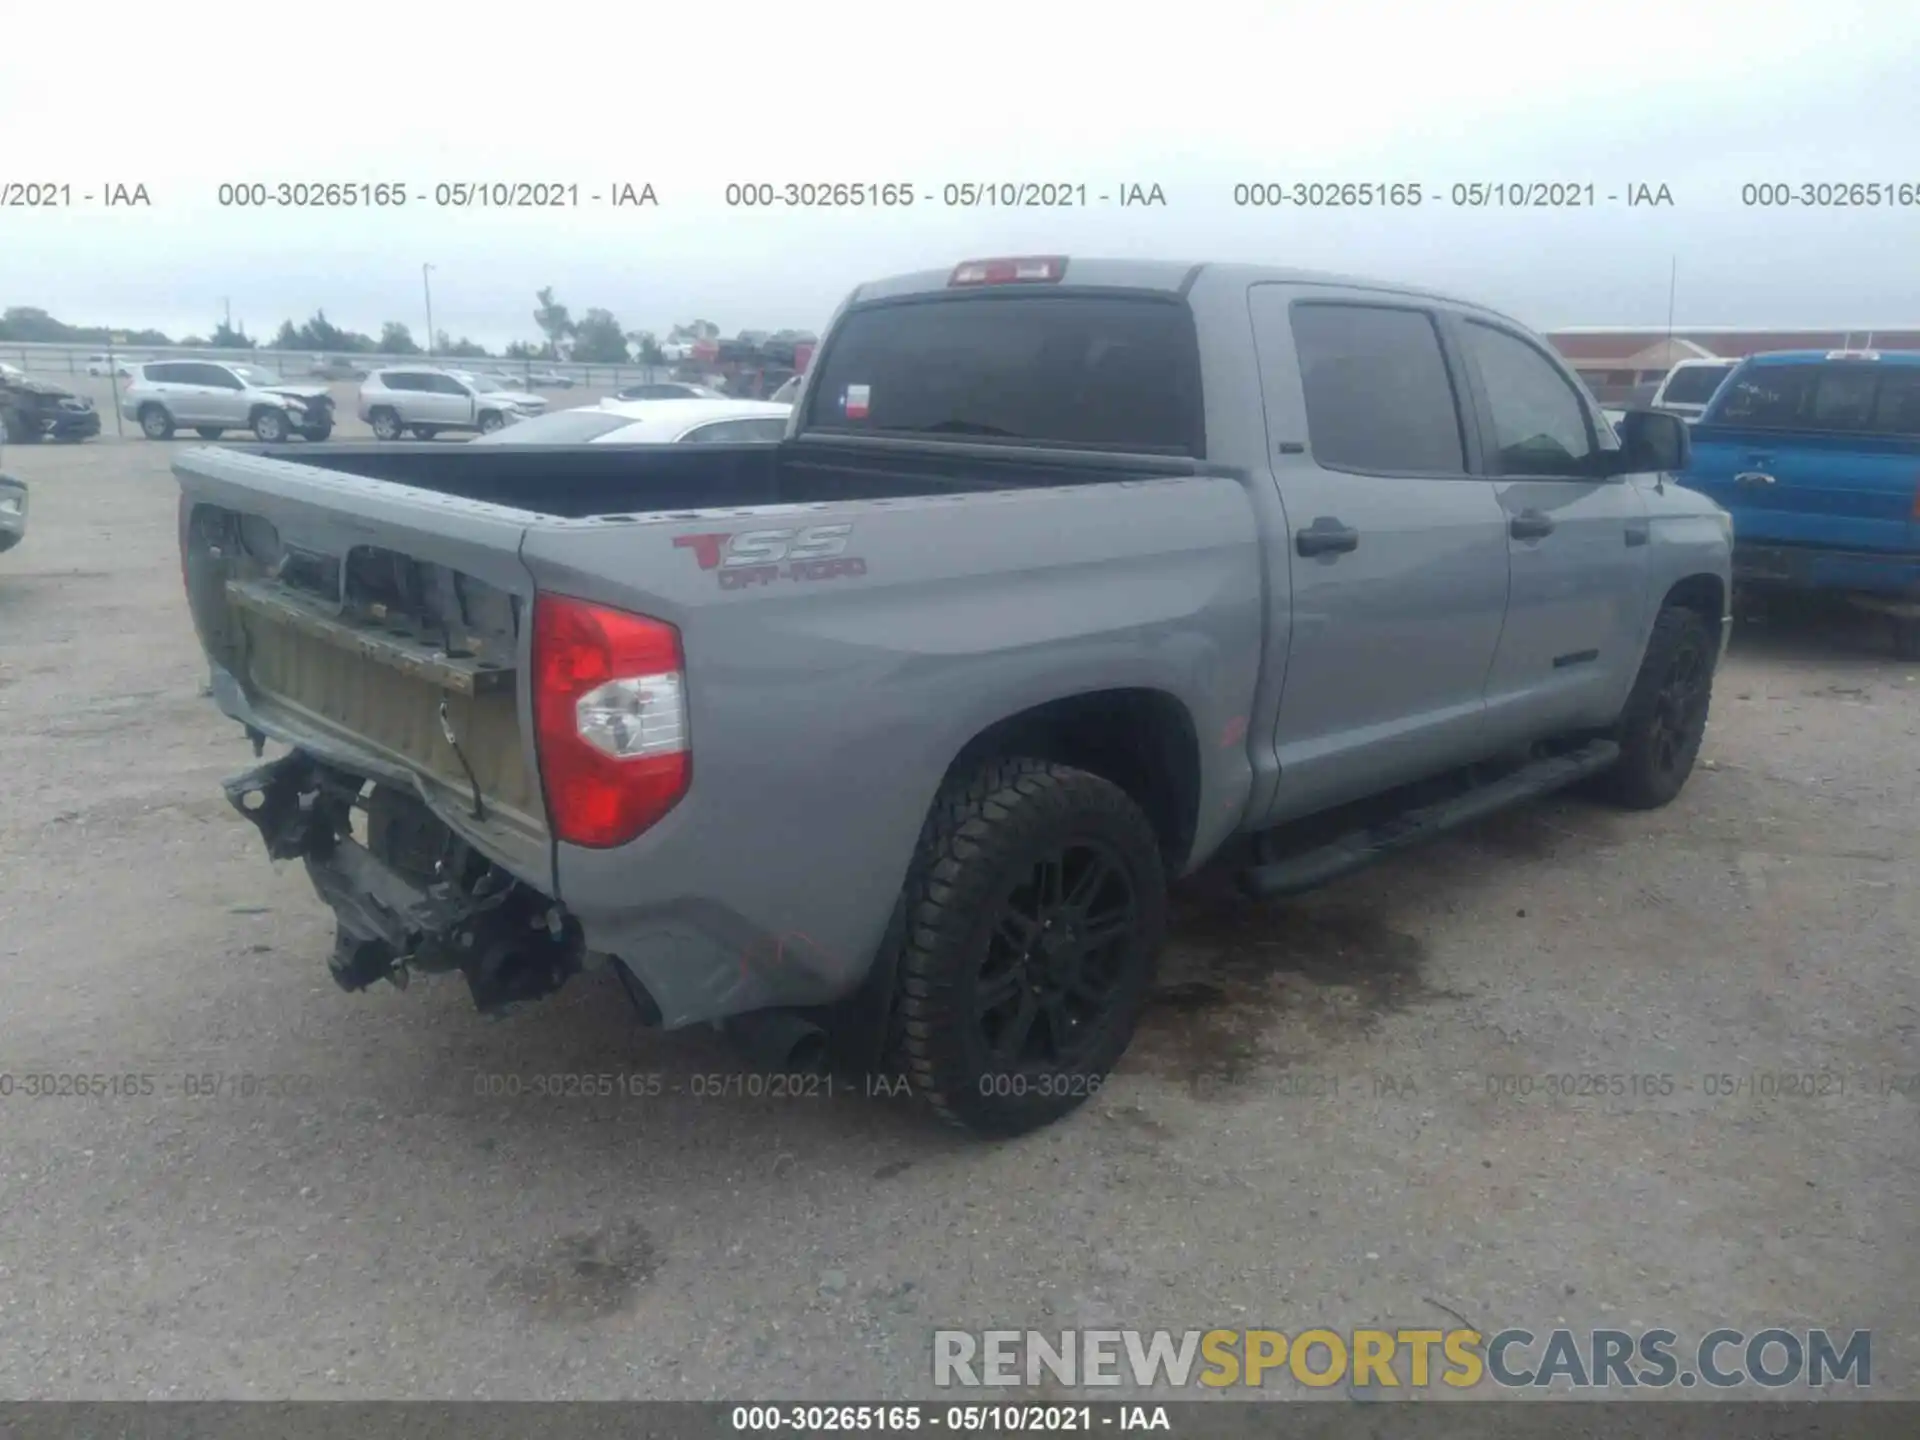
[{"x1": 175, "y1": 256, "x2": 1732, "y2": 1136}]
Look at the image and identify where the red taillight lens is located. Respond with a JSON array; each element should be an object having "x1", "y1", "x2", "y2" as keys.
[
  {"x1": 949, "y1": 255, "x2": 1068, "y2": 287},
  {"x1": 531, "y1": 594, "x2": 689, "y2": 849}
]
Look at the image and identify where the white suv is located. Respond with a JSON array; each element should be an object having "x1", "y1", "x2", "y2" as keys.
[
  {"x1": 122, "y1": 361, "x2": 336, "y2": 441},
  {"x1": 357, "y1": 367, "x2": 547, "y2": 440}
]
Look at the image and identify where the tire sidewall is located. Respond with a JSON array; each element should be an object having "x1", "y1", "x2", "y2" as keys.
[
  {"x1": 1610, "y1": 606, "x2": 1716, "y2": 808},
  {"x1": 253, "y1": 409, "x2": 288, "y2": 443},
  {"x1": 371, "y1": 409, "x2": 402, "y2": 440},
  {"x1": 899, "y1": 764, "x2": 1166, "y2": 1136},
  {"x1": 140, "y1": 405, "x2": 172, "y2": 439}
]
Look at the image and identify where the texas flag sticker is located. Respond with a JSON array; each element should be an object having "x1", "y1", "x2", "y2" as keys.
[{"x1": 843, "y1": 383, "x2": 871, "y2": 420}]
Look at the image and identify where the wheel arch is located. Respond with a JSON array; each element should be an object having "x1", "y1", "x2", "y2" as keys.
[{"x1": 942, "y1": 687, "x2": 1203, "y2": 875}]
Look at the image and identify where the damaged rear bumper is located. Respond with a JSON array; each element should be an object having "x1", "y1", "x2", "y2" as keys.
[{"x1": 223, "y1": 749, "x2": 584, "y2": 1015}]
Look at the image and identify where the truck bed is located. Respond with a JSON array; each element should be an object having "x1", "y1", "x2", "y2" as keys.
[{"x1": 227, "y1": 437, "x2": 1209, "y2": 518}]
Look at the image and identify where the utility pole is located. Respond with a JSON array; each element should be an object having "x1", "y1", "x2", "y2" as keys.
[{"x1": 422, "y1": 264, "x2": 436, "y2": 358}]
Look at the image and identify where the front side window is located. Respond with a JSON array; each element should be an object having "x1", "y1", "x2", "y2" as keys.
[
  {"x1": 1285, "y1": 302, "x2": 1467, "y2": 474},
  {"x1": 1461, "y1": 321, "x2": 1595, "y2": 478}
]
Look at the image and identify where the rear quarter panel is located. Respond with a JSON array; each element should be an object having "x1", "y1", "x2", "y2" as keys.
[{"x1": 520, "y1": 475, "x2": 1266, "y2": 1025}]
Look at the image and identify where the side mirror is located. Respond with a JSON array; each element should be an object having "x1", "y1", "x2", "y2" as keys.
[{"x1": 1613, "y1": 408, "x2": 1690, "y2": 475}]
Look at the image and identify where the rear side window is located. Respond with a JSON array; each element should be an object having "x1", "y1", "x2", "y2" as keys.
[
  {"x1": 143, "y1": 363, "x2": 186, "y2": 383},
  {"x1": 804, "y1": 294, "x2": 1203, "y2": 455},
  {"x1": 1287, "y1": 303, "x2": 1466, "y2": 474}
]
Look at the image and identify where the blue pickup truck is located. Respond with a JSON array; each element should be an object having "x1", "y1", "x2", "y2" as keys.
[{"x1": 1684, "y1": 350, "x2": 1920, "y2": 658}]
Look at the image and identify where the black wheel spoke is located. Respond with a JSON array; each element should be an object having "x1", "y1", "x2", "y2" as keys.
[
  {"x1": 1040, "y1": 996, "x2": 1075, "y2": 1057},
  {"x1": 1063, "y1": 855, "x2": 1114, "y2": 912},
  {"x1": 1079, "y1": 909, "x2": 1136, "y2": 953},
  {"x1": 976, "y1": 968, "x2": 1023, "y2": 1017},
  {"x1": 992, "y1": 912, "x2": 1038, "y2": 955},
  {"x1": 997, "y1": 992, "x2": 1040, "y2": 1060}
]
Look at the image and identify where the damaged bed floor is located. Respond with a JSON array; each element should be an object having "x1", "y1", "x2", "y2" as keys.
[{"x1": 2, "y1": 440, "x2": 1916, "y2": 1399}]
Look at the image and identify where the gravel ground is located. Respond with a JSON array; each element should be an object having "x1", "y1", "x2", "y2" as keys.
[{"x1": 1, "y1": 437, "x2": 1915, "y2": 1401}]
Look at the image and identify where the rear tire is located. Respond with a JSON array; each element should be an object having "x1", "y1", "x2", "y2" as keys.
[
  {"x1": 1595, "y1": 605, "x2": 1718, "y2": 810},
  {"x1": 139, "y1": 404, "x2": 174, "y2": 440},
  {"x1": 369, "y1": 407, "x2": 403, "y2": 441},
  {"x1": 886, "y1": 758, "x2": 1166, "y2": 1137},
  {"x1": 195, "y1": 427, "x2": 224, "y2": 439}
]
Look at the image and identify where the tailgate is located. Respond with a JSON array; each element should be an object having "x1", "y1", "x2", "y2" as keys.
[
  {"x1": 175, "y1": 447, "x2": 551, "y2": 887},
  {"x1": 1688, "y1": 428, "x2": 1920, "y2": 553}
]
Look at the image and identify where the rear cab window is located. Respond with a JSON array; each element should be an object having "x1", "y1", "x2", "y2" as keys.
[{"x1": 802, "y1": 293, "x2": 1204, "y2": 455}]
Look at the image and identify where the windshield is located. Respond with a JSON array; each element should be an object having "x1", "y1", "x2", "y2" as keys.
[
  {"x1": 449, "y1": 372, "x2": 491, "y2": 392},
  {"x1": 468, "y1": 409, "x2": 644, "y2": 445},
  {"x1": 229, "y1": 366, "x2": 277, "y2": 387},
  {"x1": 1661, "y1": 364, "x2": 1736, "y2": 405}
]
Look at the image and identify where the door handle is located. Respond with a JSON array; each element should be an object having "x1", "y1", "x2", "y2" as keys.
[
  {"x1": 1734, "y1": 471, "x2": 1777, "y2": 487},
  {"x1": 1509, "y1": 509, "x2": 1556, "y2": 540},
  {"x1": 1295, "y1": 517, "x2": 1359, "y2": 557}
]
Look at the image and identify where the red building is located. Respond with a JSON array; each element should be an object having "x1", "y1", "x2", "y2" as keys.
[{"x1": 1545, "y1": 327, "x2": 1920, "y2": 404}]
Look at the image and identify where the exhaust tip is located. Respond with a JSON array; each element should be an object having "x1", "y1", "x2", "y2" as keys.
[{"x1": 724, "y1": 1009, "x2": 831, "y2": 1075}]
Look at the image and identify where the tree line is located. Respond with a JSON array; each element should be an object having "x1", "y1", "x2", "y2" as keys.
[{"x1": 0, "y1": 288, "x2": 814, "y2": 363}]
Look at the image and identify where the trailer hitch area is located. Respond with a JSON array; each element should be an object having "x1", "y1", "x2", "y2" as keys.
[
  {"x1": 221, "y1": 750, "x2": 582, "y2": 1013},
  {"x1": 223, "y1": 750, "x2": 350, "y2": 862}
]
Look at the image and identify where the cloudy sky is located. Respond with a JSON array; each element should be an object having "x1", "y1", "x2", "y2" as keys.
[{"x1": 3, "y1": 0, "x2": 1916, "y2": 350}]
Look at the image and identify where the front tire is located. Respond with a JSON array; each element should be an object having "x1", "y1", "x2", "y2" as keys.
[
  {"x1": 369, "y1": 407, "x2": 403, "y2": 441},
  {"x1": 139, "y1": 404, "x2": 174, "y2": 440},
  {"x1": 886, "y1": 758, "x2": 1166, "y2": 1137},
  {"x1": 477, "y1": 410, "x2": 506, "y2": 434},
  {"x1": 301, "y1": 422, "x2": 333, "y2": 442},
  {"x1": 251, "y1": 408, "x2": 289, "y2": 443},
  {"x1": 1596, "y1": 604, "x2": 1718, "y2": 810},
  {"x1": 411, "y1": 426, "x2": 438, "y2": 440}
]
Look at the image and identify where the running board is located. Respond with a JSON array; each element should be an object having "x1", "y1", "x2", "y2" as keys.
[{"x1": 1240, "y1": 740, "x2": 1620, "y2": 899}]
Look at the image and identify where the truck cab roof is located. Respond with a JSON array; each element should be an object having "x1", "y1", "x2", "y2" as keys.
[{"x1": 846, "y1": 256, "x2": 1530, "y2": 328}]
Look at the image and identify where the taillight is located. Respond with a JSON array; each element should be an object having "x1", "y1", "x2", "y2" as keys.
[
  {"x1": 949, "y1": 255, "x2": 1068, "y2": 287},
  {"x1": 531, "y1": 594, "x2": 689, "y2": 848}
]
